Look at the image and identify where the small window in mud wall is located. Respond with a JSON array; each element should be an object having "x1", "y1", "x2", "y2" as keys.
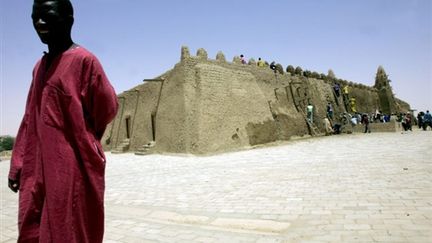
[{"x1": 125, "y1": 116, "x2": 131, "y2": 139}]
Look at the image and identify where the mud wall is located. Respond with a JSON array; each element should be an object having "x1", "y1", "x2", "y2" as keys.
[
  {"x1": 102, "y1": 82, "x2": 161, "y2": 151},
  {"x1": 103, "y1": 47, "x2": 409, "y2": 154}
]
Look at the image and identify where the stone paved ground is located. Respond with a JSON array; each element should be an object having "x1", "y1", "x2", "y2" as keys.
[{"x1": 1, "y1": 130, "x2": 431, "y2": 242}]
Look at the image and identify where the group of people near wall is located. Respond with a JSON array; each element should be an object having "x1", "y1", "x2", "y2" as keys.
[
  {"x1": 306, "y1": 102, "x2": 341, "y2": 136},
  {"x1": 240, "y1": 54, "x2": 266, "y2": 66},
  {"x1": 414, "y1": 110, "x2": 432, "y2": 131},
  {"x1": 338, "y1": 112, "x2": 375, "y2": 134},
  {"x1": 333, "y1": 82, "x2": 358, "y2": 113},
  {"x1": 399, "y1": 112, "x2": 413, "y2": 131},
  {"x1": 323, "y1": 109, "x2": 398, "y2": 135},
  {"x1": 326, "y1": 82, "x2": 362, "y2": 134},
  {"x1": 345, "y1": 110, "x2": 432, "y2": 133},
  {"x1": 239, "y1": 54, "x2": 431, "y2": 134},
  {"x1": 373, "y1": 110, "x2": 391, "y2": 123},
  {"x1": 239, "y1": 55, "x2": 278, "y2": 72},
  {"x1": 396, "y1": 111, "x2": 431, "y2": 132}
]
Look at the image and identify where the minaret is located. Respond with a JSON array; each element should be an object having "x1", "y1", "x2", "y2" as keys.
[{"x1": 374, "y1": 66, "x2": 397, "y2": 114}]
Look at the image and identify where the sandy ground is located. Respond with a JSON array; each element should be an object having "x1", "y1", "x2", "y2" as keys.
[{"x1": 1, "y1": 130, "x2": 431, "y2": 242}]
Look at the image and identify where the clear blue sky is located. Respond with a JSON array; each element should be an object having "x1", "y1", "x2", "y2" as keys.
[{"x1": 1, "y1": 0, "x2": 431, "y2": 136}]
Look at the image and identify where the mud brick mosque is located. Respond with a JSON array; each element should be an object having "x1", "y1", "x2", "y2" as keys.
[{"x1": 102, "y1": 46, "x2": 410, "y2": 155}]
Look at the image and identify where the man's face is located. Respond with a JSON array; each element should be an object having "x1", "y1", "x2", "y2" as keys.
[{"x1": 32, "y1": 1, "x2": 71, "y2": 44}]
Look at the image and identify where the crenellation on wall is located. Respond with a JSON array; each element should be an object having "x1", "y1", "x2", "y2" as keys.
[
  {"x1": 232, "y1": 56, "x2": 241, "y2": 64},
  {"x1": 180, "y1": 45, "x2": 190, "y2": 61},
  {"x1": 196, "y1": 48, "x2": 208, "y2": 60},
  {"x1": 216, "y1": 51, "x2": 226, "y2": 62},
  {"x1": 248, "y1": 58, "x2": 256, "y2": 65},
  {"x1": 103, "y1": 46, "x2": 411, "y2": 154}
]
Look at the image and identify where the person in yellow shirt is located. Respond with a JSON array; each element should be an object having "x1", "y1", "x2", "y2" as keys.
[
  {"x1": 257, "y1": 57, "x2": 265, "y2": 67},
  {"x1": 343, "y1": 85, "x2": 349, "y2": 95},
  {"x1": 349, "y1": 97, "x2": 357, "y2": 113}
]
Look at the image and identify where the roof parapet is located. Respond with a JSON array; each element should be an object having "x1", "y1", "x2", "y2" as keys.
[
  {"x1": 216, "y1": 51, "x2": 226, "y2": 62},
  {"x1": 178, "y1": 46, "x2": 377, "y2": 90},
  {"x1": 248, "y1": 58, "x2": 256, "y2": 65},
  {"x1": 196, "y1": 48, "x2": 208, "y2": 60},
  {"x1": 181, "y1": 46, "x2": 190, "y2": 61},
  {"x1": 232, "y1": 56, "x2": 241, "y2": 64}
]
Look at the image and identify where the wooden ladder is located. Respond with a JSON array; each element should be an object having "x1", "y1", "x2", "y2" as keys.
[{"x1": 300, "y1": 109, "x2": 320, "y2": 136}]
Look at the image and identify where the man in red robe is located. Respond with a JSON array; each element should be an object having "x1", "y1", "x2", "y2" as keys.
[{"x1": 8, "y1": 0, "x2": 118, "y2": 242}]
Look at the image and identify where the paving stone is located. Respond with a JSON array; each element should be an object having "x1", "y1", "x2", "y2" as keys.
[{"x1": 0, "y1": 130, "x2": 431, "y2": 242}]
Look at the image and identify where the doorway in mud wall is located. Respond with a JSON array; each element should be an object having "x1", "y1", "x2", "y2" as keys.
[
  {"x1": 151, "y1": 113, "x2": 156, "y2": 141},
  {"x1": 125, "y1": 116, "x2": 131, "y2": 139}
]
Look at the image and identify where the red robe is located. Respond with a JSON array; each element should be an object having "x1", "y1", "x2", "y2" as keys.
[{"x1": 9, "y1": 46, "x2": 118, "y2": 243}]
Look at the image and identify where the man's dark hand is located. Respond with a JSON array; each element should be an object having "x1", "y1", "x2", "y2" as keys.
[{"x1": 8, "y1": 178, "x2": 20, "y2": 193}]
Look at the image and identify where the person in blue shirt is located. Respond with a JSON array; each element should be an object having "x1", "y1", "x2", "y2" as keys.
[{"x1": 422, "y1": 110, "x2": 432, "y2": 130}]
